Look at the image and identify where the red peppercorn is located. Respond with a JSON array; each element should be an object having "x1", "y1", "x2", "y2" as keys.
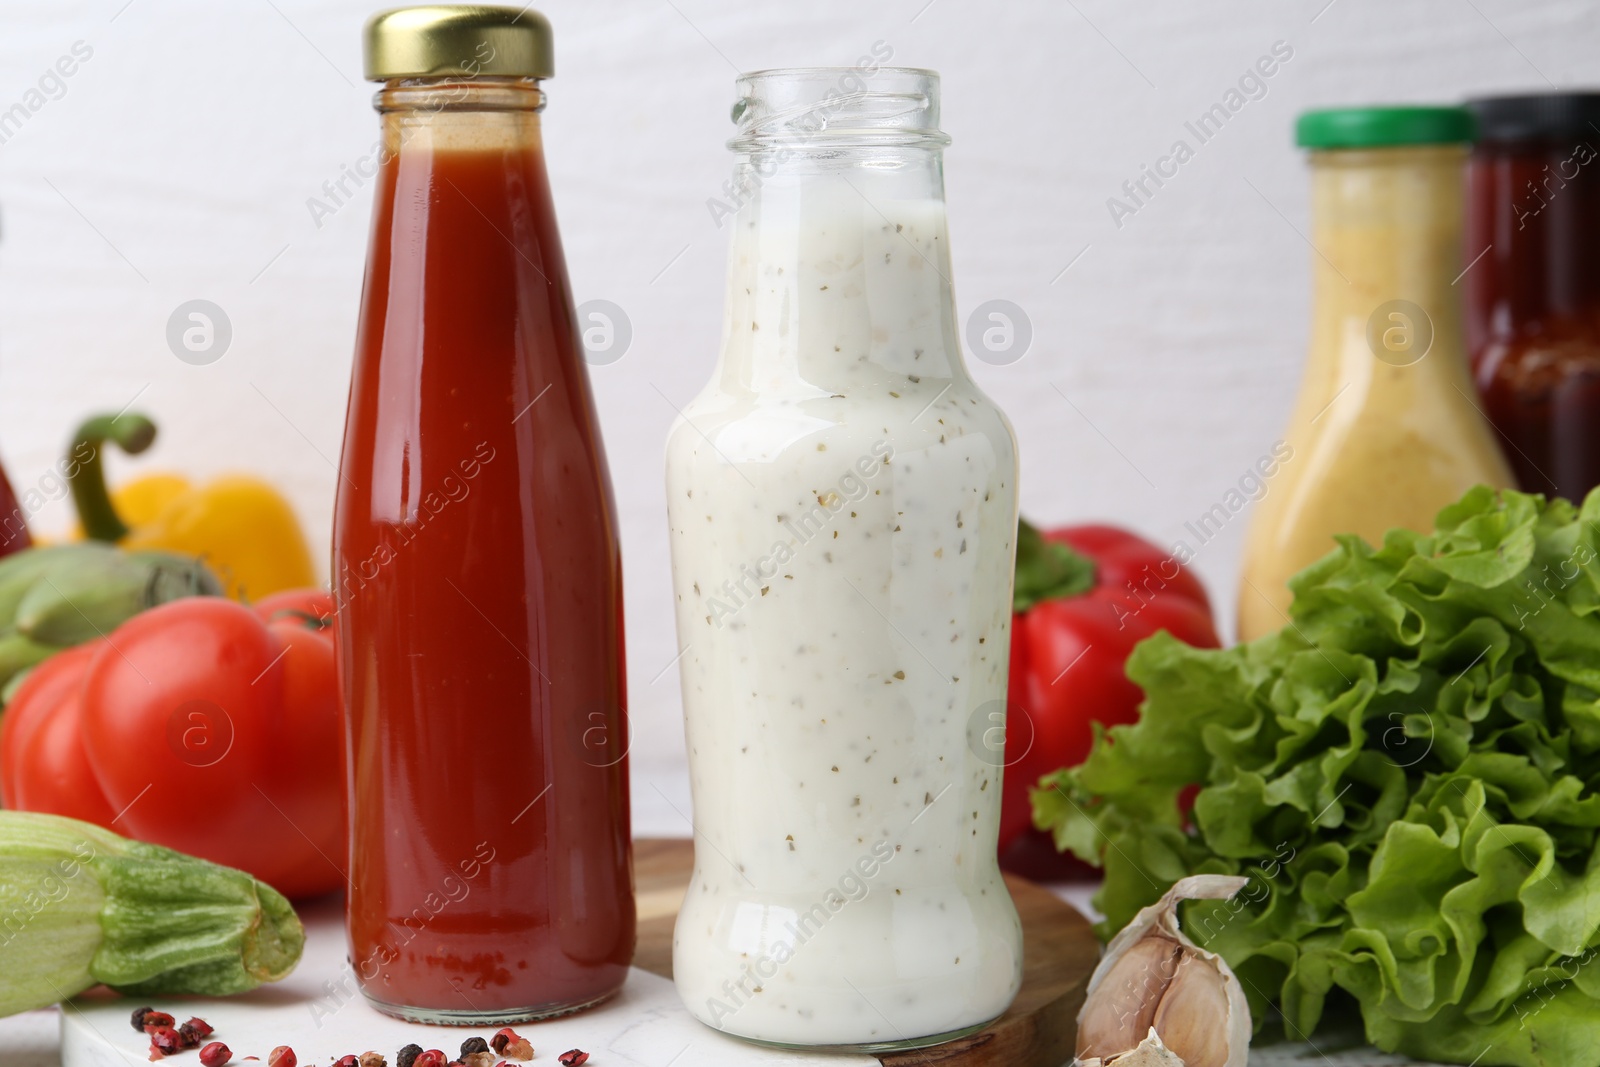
[
  {"x1": 175, "y1": 1023, "x2": 206, "y2": 1048},
  {"x1": 489, "y1": 1031, "x2": 532, "y2": 1061},
  {"x1": 147, "y1": 1027, "x2": 184, "y2": 1057},
  {"x1": 412, "y1": 1052, "x2": 448, "y2": 1067},
  {"x1": 141, "y1": 1012, "x2": 177, "y2": 1033},
  {"x1": 558, "y1": 1052, "x2": 589, "y2": 1067},
  {"x1": 200, "y1": 1042, "x2": 233, "y2": 1067},
  {"x1": 335, "y1": 1058, "x2": 359, "y2": 1067},
  {"x1": 268, "y1": 1047, "x2": 297, "y2": 1067}
]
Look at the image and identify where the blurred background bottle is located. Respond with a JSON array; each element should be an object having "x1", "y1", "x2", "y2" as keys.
[
  {"x1": 1467, "y1": 93, "x2": 1600, "y2": 502},
  {"x1": 1238, "y1": 108, "x2": 1514, "y2": 641}
]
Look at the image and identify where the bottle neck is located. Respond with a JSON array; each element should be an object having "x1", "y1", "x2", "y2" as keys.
[
  {"x1": 374, "y1": 77, "x2": 546, "y2": 155},
  {"x1": 719, "y1": 145, "x2": 964, "y2": 389},
  {"x1": 1466, "y1": 137, "x2": 1600, "y2": 347},
  {"x1": 1307, "y1": 145, "x2": 1470, "y2": 378}
]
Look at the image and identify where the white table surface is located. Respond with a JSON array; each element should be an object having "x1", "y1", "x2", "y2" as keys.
[
  {"x1": 56, "y1": 895, "x2": 875, "y2": 1067},
  {"x1": 0, "y1": 876, "x2": 1421, "y2": 1067}
]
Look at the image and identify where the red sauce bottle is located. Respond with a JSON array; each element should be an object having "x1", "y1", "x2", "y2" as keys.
[
  {"x1": 333, "y1": 6, "x2": 633, "y2": 1024},
  {"x1": 1467, "y1": 93, "x2": 1600, "y2": 500}
]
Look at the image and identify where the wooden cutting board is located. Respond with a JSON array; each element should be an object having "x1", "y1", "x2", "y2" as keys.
[{"x1": 632, "y1": 838, "x2": 1099, "y2": 1066}]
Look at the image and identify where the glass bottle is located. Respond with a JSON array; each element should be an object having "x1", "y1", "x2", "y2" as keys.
[
  {"x1": 334, "y1": 5, "x2": 633, "y2": 1025},
  {"x1": 664, "y1": 66, "x2": 1023, "y2": 1052},
  {"x1": 1238, "y1": 108, "x2": 1514, "y2": 642},
  {"x1": 1466, "y1": 93, "x2": 1600, "y2": 501}
]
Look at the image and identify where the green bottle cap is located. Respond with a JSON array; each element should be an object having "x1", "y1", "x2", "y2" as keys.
[{"x1": 1296, "y1": 106, "x2": 1475, "y2": 150}]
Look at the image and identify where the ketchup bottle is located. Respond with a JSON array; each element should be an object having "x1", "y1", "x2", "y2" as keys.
[
  {"x1": 333, "y1": 6, "x2": 633, "y2": 1025},
  {"x1": 1467, "y1": 93, "x2": 1600, "y2": 501}
]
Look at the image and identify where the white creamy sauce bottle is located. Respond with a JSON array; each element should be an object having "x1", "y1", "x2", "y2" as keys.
[{"x1": 664, "y1": 65, "x2": 1023, "y2": 1052}]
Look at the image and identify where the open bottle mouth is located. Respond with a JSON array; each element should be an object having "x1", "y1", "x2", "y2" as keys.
[{"x1": 729, "y1": 66, "x2": 951, "y2": 151}]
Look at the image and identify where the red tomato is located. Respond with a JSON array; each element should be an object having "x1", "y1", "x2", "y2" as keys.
[
  {"x1": 0, "y1": 642, "x2": 115, "y2": 823},
  {"x1": 252, "y1": 588, "x2": 336, "y2": 632},
  {"x1": 256, "y1": 611, "x2": 344, "y2": 890},
  {"x1": 1, "y1": 591, "x2": 346, "y2": 898},
  {"x1": 70, "y1": 596, "x2": 344, "y2": 898},
  {"x1": 81, "y1": 600, "x2": 280, "y2": 868}
]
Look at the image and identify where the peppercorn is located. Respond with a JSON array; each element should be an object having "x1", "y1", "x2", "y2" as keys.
[
  {"x1": 489, "y1": 1030, "x2": 532, "y2": 1062},
  {"x1": 129, "y1": 1007, "x2": 157, "y2": 1032},
  {"x1": 460, "y1": 1039, "x2": 489, "y2": 1057},
  {"x1": 558, "y1": 1052, "x2": 589, "y2": 1067},
  {"x1": 148, "y1": 1027, "x2": 185, "y2": 1057},
  {"x1": 268, "y1": 1047, "x2": 296, "y2": 1067},
  {"x1": 140, "y1": 1011, "x2": 177, "y2": 1033},
  {"x1": 200, "y1": 1042, "x2": 232, "y2": 1067},
  {"x1": 396, "y1": 1046, "x2": 423, "y2": 1067},
  {"x1": 359, "y1": 1054, "x2": 387, "y2": 1067},
  {"x1": 489, "y1": 1030, "x2": 531, "y2": 1059},
  {"x1": 176, "y1": 1020, "x2": 213, "y2": 1048},
  {"x1": 412, "y1": 1052, "x2": 448, "y2": 1067},
  {"x1": 335, "y1": 1057, "x2": 359, "y2": 1067}
]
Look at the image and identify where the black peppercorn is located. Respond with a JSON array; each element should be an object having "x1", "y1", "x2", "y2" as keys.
[
  {"x1": 459, "y1": 1039, "x2": 490, "y2": 1058},
  {"x1": 397, "y1": 1045, "x2": 424, "y2": 1067}
]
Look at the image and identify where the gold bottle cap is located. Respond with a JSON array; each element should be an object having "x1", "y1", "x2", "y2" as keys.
[{"x1": 364, "y1": 5, "x2": 553, "y2": 81}]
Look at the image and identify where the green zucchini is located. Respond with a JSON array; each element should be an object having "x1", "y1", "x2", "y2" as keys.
[{"x1": 0, "y1": 811, "x2": 303, "y2": 1016}]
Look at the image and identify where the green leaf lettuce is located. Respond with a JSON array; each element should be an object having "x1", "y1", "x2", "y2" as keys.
[{"x1": 1035, "y1": 486, "x2": 1600, "y2": 1066}]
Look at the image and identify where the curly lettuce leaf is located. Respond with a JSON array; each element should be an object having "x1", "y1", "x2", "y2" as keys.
[{"x1": 1034, "y1": 487, "x2": 1600, "y2": 1067}]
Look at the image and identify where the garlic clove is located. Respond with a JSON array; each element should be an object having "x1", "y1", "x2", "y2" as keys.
[
  {"x1": 1151, "y1": 953, "x2": 1232, "y2": 1067},
  {"x1": 1107, "y1": 1030, "x2": 1187, "y2": 1067},
  {"x1": 1074, "y1": 875, "x2": 1252, "y2": 1067},
  {"x1": 1076, "y1": 936, "x2": 1181, "y2": 1060}
]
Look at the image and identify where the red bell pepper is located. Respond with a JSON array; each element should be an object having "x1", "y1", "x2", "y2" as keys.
[
  {"x1": 998, "y1": 520, "x2": 1220, "y2": 878},
  {"x1": 0, "y1": 592, "x2": 345, "y2": 899}
]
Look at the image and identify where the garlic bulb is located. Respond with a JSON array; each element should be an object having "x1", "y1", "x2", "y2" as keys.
[{"x1": 1075, "y1": 875, "x2": 1251, "y2": 1067}]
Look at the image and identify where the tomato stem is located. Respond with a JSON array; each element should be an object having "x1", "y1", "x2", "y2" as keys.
[{"x1": 264, "y1": 608, "x2": 334, "y2": 632}]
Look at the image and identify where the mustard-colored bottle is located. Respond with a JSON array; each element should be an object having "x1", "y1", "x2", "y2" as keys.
[{"x1": 1238, "y1": 107, "x2": 1515, "y2": 641}]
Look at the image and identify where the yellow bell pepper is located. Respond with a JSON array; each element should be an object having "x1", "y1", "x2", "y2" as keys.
[
  {"x1": 101, "y1": 472, "x2": 189, "y2": 528},
  {"x1": 69, "y1": 414, "x2": 316, "y2": 602}
]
